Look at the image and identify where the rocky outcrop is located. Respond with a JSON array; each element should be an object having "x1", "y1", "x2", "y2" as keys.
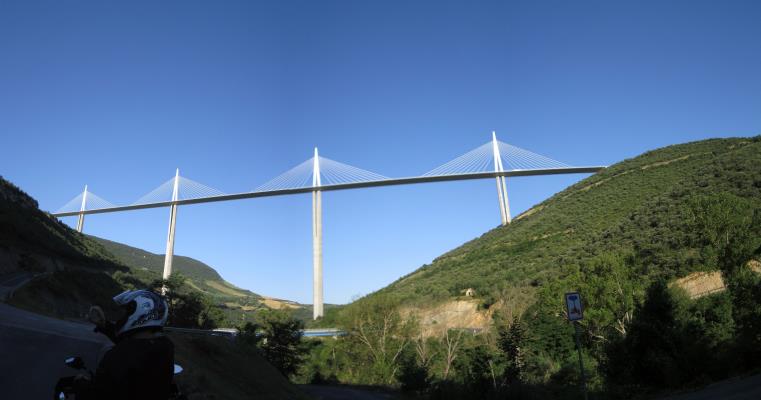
[
  {"x1": 403, "y1": 299, "x2": 493, "y2": 337},
  {"x1": 672, "y1": 271, "x2": 725, "y2": 299}
]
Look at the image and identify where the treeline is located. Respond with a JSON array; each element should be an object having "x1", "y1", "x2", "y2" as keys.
[{"x1": 296, "y1": 192, "x2": 761, "y2": 399}]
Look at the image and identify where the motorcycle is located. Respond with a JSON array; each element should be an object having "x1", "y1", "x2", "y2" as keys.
[{"x1": 53, "y1": 356, "x2": 186, "y2": 399}]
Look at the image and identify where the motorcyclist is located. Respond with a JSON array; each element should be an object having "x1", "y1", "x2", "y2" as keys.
[{"x1": 82, "y1": 289, "x2": 175, "y2": 400}]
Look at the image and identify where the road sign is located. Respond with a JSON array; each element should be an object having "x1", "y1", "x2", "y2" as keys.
[
  {"x1": 565, "y1": 292, "x2": 588, "y2": 400},
  {"x1": 565, "y1": 292, "x2": 583, "y2": 321}
]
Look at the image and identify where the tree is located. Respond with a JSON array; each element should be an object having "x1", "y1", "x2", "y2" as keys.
[
  {"x1": 442, "y1": 328, "x2": 464, "y2": 380},
  {"x1": 605, "y1": 280, "x2": 687, "y2": 389},
  {"x1": 726, "y1": 266, "x2": 761, "y2": 368},
  {"x1": 238, "y1": 321, "x2": 262, "y2": 347},
  {"x1": 688, "y1": 193, "x2": 761, "y2": 275},
  {"x1": 397, "y1": 347, "x2": 431, "y2": 393},
  {"x1": 456, "y1": 344, "x2": 496, "y2": 399},
  {"x1": 151, "y1": 274, "x2": 223, "y2": 329},
  {"x1": 340, "y1": 295, "x2": 416, "y2": 385},
  {"x1": 255, "y1": 309, "x2": 307, "y2": 377},
  {"x1": 581, "y1": 253, "x2": 639, "y2": 338},
  {"x1": 498, "y1": 317, "x2": 526, "y2": 385}
]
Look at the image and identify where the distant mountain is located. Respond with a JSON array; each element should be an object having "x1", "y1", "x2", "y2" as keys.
[
  {"x1": 90, "y1": 237, "x2": 317, "y2": 322},
  {"x1": 92, "y1": 237, "x2": 258, "y2": 299}
]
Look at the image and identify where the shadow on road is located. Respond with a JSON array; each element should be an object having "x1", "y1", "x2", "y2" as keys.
[{"x1": 299, "y1": 384, "x2": 405, "y2": 400}]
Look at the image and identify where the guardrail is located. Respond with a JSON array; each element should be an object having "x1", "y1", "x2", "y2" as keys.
[
  {"x1": 165, "y1": 326, "x2": 347, "y2": 339},
  {"x1": 165, "y1": 326, "x2": 239, "y2": 338}
]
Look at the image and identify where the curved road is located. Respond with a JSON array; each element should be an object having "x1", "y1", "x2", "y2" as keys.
[{"x1": 0, "y1": 303, "x2": 110, "y2": 400}]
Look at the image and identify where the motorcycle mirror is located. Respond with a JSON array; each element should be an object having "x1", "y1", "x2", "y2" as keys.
[
  {"x1": 65, "y1": 356, "x2": 85, "y2": 370},
  {"x1": 174, "y1": 364, "x2": 183, "y2": 375}
]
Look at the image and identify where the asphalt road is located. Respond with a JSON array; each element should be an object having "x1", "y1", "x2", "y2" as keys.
[
  {"x1": 0, "y1": 303, "x2": 110, "y2": 400},
  {"x1": 300, "y1": 384, "x2": 402, "y2": 400},
  {"x1": 0, "y1": 271, "x2": 33, "y2": 300},
  {"x1": 657, "y1": 373, "x2": 761, "y2": 400}
]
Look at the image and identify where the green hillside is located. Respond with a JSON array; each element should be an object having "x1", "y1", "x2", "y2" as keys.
[
  {"x1": 92, "y1": 237, "x2": 264, "y2": 312},
  {"x1": 307, "y1": 136, "x2": 761, "y2": 397},
  {"x1": 95, "y1": 236, "x2": 227, "y2": 283},
  {"x1": 371, "y1": 136, "x2": 761, "y2": 308}
]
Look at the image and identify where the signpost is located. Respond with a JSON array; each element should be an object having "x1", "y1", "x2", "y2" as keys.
[{"x1": 565, "y1": 292, "x2": 588, "y2": 400}]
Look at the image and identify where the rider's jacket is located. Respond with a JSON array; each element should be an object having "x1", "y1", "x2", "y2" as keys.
[{"x1": 91, "y1": 333, "x2": 175, "y2": 400}]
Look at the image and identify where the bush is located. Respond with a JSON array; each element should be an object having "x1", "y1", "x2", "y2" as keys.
[
  {"x1": 152, "y1": 274, "x2": 225, "y2": 329},
  {"x1": 253, "y1": 310, "x2": 307, "y2": 378}
]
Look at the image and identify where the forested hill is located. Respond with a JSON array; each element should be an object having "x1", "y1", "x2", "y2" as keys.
[
  {"x1": 93, "y1": 237, "x2": 255, "y2": 298},
  {"x1": 365, "y1": 136, "x2": 761, "y2": 311}
]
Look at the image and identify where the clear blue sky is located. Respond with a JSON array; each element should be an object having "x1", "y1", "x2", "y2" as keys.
[{"x1": 1, "y1": 1, "x2": 760, "y2": 304}]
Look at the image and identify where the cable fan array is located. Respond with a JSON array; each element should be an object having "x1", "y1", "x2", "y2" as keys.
[
  {"x1": 55, "y1": 189, "x2": 117, "y2": 214},
  {"x1": 255, "y1": 156, "x2": 388, "y2": 192},
  {"x1": 55, "y1": 138, "x2": 578, "y2": 213},
  {"x1": 423, "y1": 141, "x2": 570, "y2": 177},
  {"x1": 133, "y1": 176, "x2": 225, "y2": 205}
]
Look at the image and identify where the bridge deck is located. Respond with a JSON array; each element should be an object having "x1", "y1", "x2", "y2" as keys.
[{"x1": 51, "y1": 167, "x2": 604, "y2": 217}]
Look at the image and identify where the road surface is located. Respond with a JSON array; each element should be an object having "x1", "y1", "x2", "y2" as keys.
[
  {"x1": 657, "y1": 373, "x2": 761, "y2": 400},
  {"x1": 0, "y1": 271, "x2": 33, "y2": 300},
  {"x1": 0, "y1": 303, "x2": 110, "y2": 400},
  {"x1": 300, "y1": 384, "x2": 402, "y2": 400}
]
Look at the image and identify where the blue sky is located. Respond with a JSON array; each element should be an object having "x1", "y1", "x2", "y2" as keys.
[{"x1": 1, "y1": 1, "x2": 760, "y2": 304}]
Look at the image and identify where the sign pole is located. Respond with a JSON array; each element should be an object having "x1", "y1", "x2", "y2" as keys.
[
  {"x1": 573, "y1": 321, "x2": 589, "y2": 400},
  {"x1": 565, "y1": 292, "x2": 588, "y2": 400}
]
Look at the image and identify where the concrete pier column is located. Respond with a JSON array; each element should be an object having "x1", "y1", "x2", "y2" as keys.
[
  {"x1": 494, "y1": 176, "x2": 508, "y2": 226},
  {"x1": 76, "y1": 185, "x2": 88, "y2": 233},
  {"x1": 162, "y1": 169, "x2": 180, "y2": 286},
  {"x1": 499, "y1": 175, "x2": 512, "y2": 224},
  {"x1": 312, "y1": 148, "x2": 324, "y2": 319},
  {"x1": 492, "y1": 132, "x2": 511, "y2": 225}
]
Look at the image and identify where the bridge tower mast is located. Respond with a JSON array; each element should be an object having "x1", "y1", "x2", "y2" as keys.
[
  {"x1": 76, "y1": 185, "x2": 88, "y2": 233},
  {"x1": 162, "y1": 169, "x2": 180, "y2": 287},
  {"x1": 492, "y1": 132, "x2": 512, "y2": 225},
  {"x1": 312, "y1": 148, "x2": 324, "y2": 319}
]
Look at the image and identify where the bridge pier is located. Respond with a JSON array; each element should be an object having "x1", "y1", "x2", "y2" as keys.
[
  {"x1": 312, "y1": 148, "x2": 324, "y2": 319},
  {"x1": 492, "y1": 132, "x2": 512, "y2": 225},
  {"x1": 162, "y1": 170, "x2": 180, "y2": 290},
  {"x1": 76, "y1": 185, "x2": 88, "y2": 233}
]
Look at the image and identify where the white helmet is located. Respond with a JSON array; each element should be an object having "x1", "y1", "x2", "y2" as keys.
[{"x1": 112, "y1": 290, "x2": 168, "y2": 336}]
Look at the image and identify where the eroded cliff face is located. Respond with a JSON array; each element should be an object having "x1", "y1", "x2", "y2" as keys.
[
  {"x1": 672, "y1": 260, "x2": 761, "y2": 299},
  {"x1": 407, "y1": 299, "x2": 492, "y2": 336}
]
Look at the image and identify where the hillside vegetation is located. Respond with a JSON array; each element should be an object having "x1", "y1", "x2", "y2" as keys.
[
  {"x1": 95, "y1": 237, "x2": 288, "y2": 322},
  {"x1": 305, "y1": 136, "x2": 761, "y2": 399},
  {"x1": 374, "y1": 137, "x2": 760, "y2": 308},
  {"x1": 0, "y1": 176, "x2": 309, "y2": 399}
]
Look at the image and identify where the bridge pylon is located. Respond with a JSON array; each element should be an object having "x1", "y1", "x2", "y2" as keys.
[
  {"x1": 312, "y1": 148, "x2": 324, "y2": 319},
  {"x1": 162, "y1": 169, "x2": 180, "y2": 290},
  {"x1": 492, "y1": 132, "x2": 511, "y2": 225},
  {"x1": 76, "y1": 185, "x2": 88, "y2": 233}
]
